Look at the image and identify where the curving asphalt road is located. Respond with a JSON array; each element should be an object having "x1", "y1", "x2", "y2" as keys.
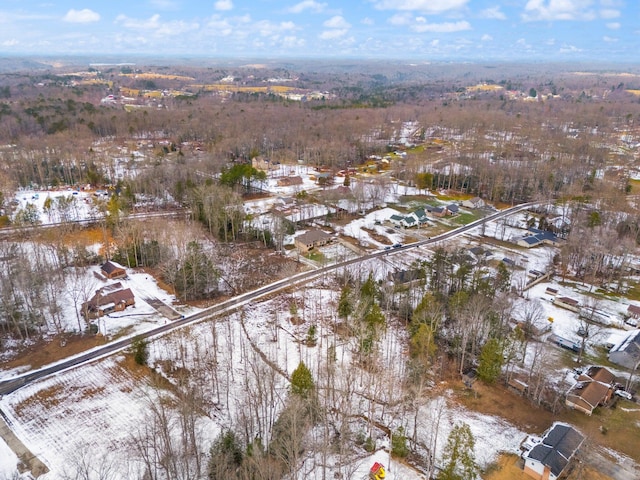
[{"x1": 0, "y1": 202, "x2": 535, "y2": 396}]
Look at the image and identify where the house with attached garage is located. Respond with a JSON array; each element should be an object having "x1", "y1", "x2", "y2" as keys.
[
  {"x1": 565, "y1": 366, "x2": 615, "y2": 415},
  {"x1": 522, "y1": 423, "x2": 584, "y2": 480},
  {"x1": 388, "y1": 208, "x2": 429, "y2": 228},
  {"x1": 462, "y1": 196, "x2": 485, "y2": 209},
  {"x1": 294, "y1": 229, "x2": 332, "y2": 254},
  {"x1": 514, "y1": 227, "x2": 561, "y2": 249},
  {"x1": 82, "y1": 283, "x2": 135, "y2": 319}
]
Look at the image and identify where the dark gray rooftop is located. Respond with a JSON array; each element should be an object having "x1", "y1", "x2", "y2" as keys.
[{"x1": 527, "y1": 424, "x2": 584, "y2": 477}]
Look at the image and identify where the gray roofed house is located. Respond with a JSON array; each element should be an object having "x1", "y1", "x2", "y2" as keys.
[
  {"x1": 608, "y1": 329, "x2": 640, "y2": 369},
  {"x1": 523, "y1": 423, "x2": 584, "y2": 480},
  {"x1": 294, "y1": 229, "x2": 332, "y2": 254},
  {"x1": 446, "y1": 203, "x2": 459, "y2": 213},
  {"x1": 462, "y1": 196, "x2": 485, "y2": 209},
  {"x1": 514, "y1": 227, "x2": 560, "y2": 249}
]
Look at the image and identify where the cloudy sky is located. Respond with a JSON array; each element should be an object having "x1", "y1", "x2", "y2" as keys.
[{"x1": 0, "y1": 1, "x2": 638, "y2": 61}]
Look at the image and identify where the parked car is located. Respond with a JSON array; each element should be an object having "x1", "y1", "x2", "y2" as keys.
[
  {"x1": 615, "y1": 389, "x2": 633, "y2": 400},
  {"x1": 392, "y1": 243, "x2": 402, "y2": 248}
]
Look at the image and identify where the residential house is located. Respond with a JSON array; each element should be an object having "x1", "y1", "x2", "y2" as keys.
[
  {"x1": 82, "y1": 284, "x2": 135, "y2": 319},
  {"x1": 462, "y1": 197, "x2": 485, "y2": 209},
  {"x1": 294, "y1": 229, "x2": 332, "y2": 254},
  {"x1": 388, "y1": 208, "x2": 429, "y2": 228},
  {"x1": 627, "y1": 304, "x2": 640, "y2": 319},
  {"x1": 252, "y1": 156, "x2": 278, "y2": 172},
  {"x1": 552, "y1": 296, "x2": 580, "y2": 313},
  {"x1": 101, "y1": 260, "x2": 127, "y2": 280},
  {"x1": 515, "y1": 228, "x2": 561, "y2": 248},
  {"x1": 430, "y1": 206, "x2": 449, "y2": 217},
  {"x1": 565, "y1": 366, "x2": 615, "y2": 415},
  {"x1": 523, "y1": 423, "x2": 584, "y2": 480},
  {"x1": 469, "y1": 246, "x2": 493, "y2": 262},
  {"x1": 608, "y1": 329, "x2": 640, "y2": 369},
  {"x1": 312, "y1": 172, "x2": 333, "y2": 185},
  {"x1": 388, "y1": 268, "x2": 424, "y2": 285},
  {"x1": 446, "y1": 203, "x2": 460, "y2": 214},
  {"x1": 276, "y1": 176, "x2": 303, "y2": 187}
]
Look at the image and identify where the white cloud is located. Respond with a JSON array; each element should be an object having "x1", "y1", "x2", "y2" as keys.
[
  {"x1": 319, "y1": 15, "x2": 350, "y2": 39},
  {"x1": 606, "y1": 22, "x2": 620, "y2": 29},
  {"x1": 149, "y1": 0, "x2": 180, "y2": 10},
  {"x1": 281, "y1": 36, "x2": 305, "y2": 48},
  {"x1": 412, "y1": 19, "x2": 471, "y2": 33},
  {"x1": 63, "y1": 8, "x2": 100, "y2": 23},
  {"x1": 373, "y1": 0, "x2": 468, "y2": 14},
  {"x1": 389, "y1": 13, "x2": 411, "y2": 26},
  {"x1": 2, "y1": 39, "x2": 19, "y2": 46},
  {"x1": 599, "y1": 9, "x2": 619, "y2": 19},
  {"x1": 253, "y1": 19, "x2": 297, "y2": 37},
  {"x1": 388, "y1": 14, "x2": 470, "y2": 33},
  {"x1": 115, "y1": 14, "x2": 198, "y2": 36},
  {"x1": 323, "y1": 15, "x2": 350, "y2": 29},
  {"x1": 480, "y1": 6, "x2": 506, "y2": 20},
  {"x1": 430, "y1": 39, "x2": 439, "y2": 47},
  {"x1": 319, "y1": 29, "x2": 348, "y2": 40},
  {"x1": 287, "y1": 1, "x2": 327, "y2": 14},
  {"x1": 559, "y1": 44, "x2": 581, "y2": 53},
  {"x1": 116, "y1": 14, "x2": 161, "y2": 30},
  {"x1": 481, "y1": 34, "x2": 493, "y2": 41},
  {"x1": 361, "y1": 17, "x2": 374, "y2": 25},
  {"x1": 603, "y1": 35, "x2": 617, "y2": 42},
  {"x1": 214, "y1": 0, "x2": 233, "y2": 11},
  {"x1": 522, "y1": 0, "x2": 596, "y2": 21}
]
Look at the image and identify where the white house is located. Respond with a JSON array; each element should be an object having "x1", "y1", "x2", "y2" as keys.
[
  {"x1": 462, "y1": 196, "x2": 485, "y2": 209},
  {"x1": 523, "y1": 423, "x2": 584, "y2": 480},
  {"x1": 608, "y1": 329, "x2": 640, "y2": 369}
]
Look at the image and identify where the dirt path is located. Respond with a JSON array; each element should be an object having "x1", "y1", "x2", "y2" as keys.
[
  {"x1": 142, "y1": 295, "x2": 183, "y2": 320},
  {"x1": 585, "y1": 446, "x2": 640, "y2": 480},
  {"x1": 0, "y1": 408, "x2": 49, "y2": 477}
]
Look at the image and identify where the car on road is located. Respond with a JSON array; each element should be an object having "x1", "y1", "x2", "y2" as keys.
[
  {"x1": 392, "y1": 243, "x2": 402, "y2": 248},
  {"x1": 383, "y1": 246, "x2": 391, "y2": 250}
]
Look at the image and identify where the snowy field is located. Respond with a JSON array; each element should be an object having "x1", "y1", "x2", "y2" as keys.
[
  {"x1": 0, "y1": 275, "x2": 528, "y2": 479},
  {"x1": 2, "y1": 178, "x2": 640, "y2": 478}
]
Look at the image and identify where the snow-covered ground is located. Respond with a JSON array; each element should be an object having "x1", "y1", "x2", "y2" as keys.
[
  {"x1": 3, "y1": 178, "x2": 640, "y2": 478},
  {"x1": 0, "y1": 263, "x2": 200, "y2": 381}
]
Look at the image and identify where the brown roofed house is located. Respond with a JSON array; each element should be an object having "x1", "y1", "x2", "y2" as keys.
[
  {"x1": 294, "y1": 229, "x2": 332, "y2": 254},
  {"x1": 565, "y1": 366, "x2": 615, "y2": 415},
  {"x1": 627, "y1": 304, "x2": 640, "y2": 319},
  {"x1": 101, "y1": 260, "x2": 127, "y2": 279},
  {"x1": 82, "y1": 286, "x2": 135, "y2": 319}
]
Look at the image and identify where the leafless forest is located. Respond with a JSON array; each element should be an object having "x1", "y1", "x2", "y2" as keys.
[{"x1": 1, "y1": 59, "x2": 640, "y2": 480}]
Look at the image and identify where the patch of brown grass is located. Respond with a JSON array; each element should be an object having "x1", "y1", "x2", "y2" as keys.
[
  {"x1": 1, "y1": 334, "x2": 106, "y2": 371},
  {"x1": 14, "y1": 384, "x2": 65, "y2": 417},
  {"x1": 483, "y1": 453, "x2": 528, "y2": 480},
  {"x1": 455, "y1": 381, "x2": 554, "y2": 433},
  {"x1": 454, "y1": 379, "x2": 640, "y2": 467},
  {"x1": 482, "y1": 453, "x2": 611, "y2": 480},
  {"x1": 361, "y1": 227, "x2": 392, "y2": 245}
]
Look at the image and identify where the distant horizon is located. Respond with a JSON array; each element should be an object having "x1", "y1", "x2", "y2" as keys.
[
  {"x1": 1, "y1": 53, "x2": 640, "y2": 71},
  {"x1": 1, "y1": 1, "x2": 639, "y2": 63}
]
